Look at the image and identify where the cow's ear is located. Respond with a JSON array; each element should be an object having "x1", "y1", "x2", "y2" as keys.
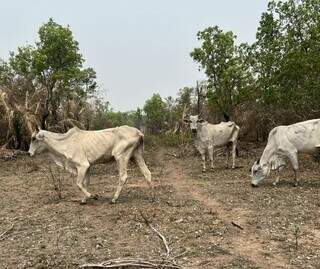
[
  {"x1": 198, "y1": 118, "x2": 205, "y2": 123},
  {"x1": 183, "y1": 119, "x2": 190, "y2": 123}
]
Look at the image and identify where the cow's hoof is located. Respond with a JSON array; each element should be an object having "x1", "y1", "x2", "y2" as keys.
[
  {"x1": 91, "y1": 194, "x2": 99, "y2": 200},
  {"x1": 80, "y1": 199, "x2": 87, "y2": 205},
  {"x1": 293, "y1": 183, "x2": 298, "y2": 187},
  {"x1": 202, "y1": 169, "x2": 206, "y2": 173},
  {"x1": 110, "y1": 199, "x2": 117, "y2": 204},
  {"x1": 273, "y1": 182, "x2": 278, "y2": 186}
]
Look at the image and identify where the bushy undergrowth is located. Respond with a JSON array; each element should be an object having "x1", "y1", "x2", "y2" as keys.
[{"x1": 144, "y1": 133, "x2": 192, "y2": 148}]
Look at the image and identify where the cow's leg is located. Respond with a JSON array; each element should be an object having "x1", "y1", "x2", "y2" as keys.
[
  {"x1": 112, "y1": 156, "x2": 129, "y2": 203},
  {"x1": 84, "y1": 167, "x2": 90, "y2": 189},
  {"x1": 273, "y1": 170, "x2": 281, "y2": 186},
  {"x1": 133, "y1": 149, "x2": 152, "y2": 187},
  {"x1": 231, "y1": 141, "x2": 237, "y2": 169},
  {"x1": 208, "y1": 146, "x2": 214, "y2": 170},
  {"x1": 76, "y1": 164, "x2": 92, "y2": 204},
  {"x1": 287, "y1": 151, "x2": 299, "y2": 186},
  {"x1": 273, "y1": 165, "x2": 285, "y2": 186},
  {"x1": 293, "y1": 170, "x2": 298, "y2": 187},
  {"x1": 84, "y1": 168, "x2": 98, "y2": 200},
  {"x1": 199, "y1": 148, "x2": 206, "y2": 172},
  {"x1": 225, "y1": 144, "x2": 230, "y2": 169},
  {"x1": 133, "y1": 150, "x2": 154, "y2": 200}
]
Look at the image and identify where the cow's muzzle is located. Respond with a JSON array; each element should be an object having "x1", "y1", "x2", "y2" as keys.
[{"x1": 191, "y1": 129, "x2": 197, "y2": 134}]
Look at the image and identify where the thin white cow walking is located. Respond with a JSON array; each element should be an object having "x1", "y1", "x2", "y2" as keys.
[{"x1": 28, "y1": 125, "x2": 152, "y2": 204}]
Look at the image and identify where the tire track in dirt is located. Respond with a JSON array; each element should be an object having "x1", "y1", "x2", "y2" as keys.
[{"x1": 162, "y1": 155, "x2": 294, "y2": 269}]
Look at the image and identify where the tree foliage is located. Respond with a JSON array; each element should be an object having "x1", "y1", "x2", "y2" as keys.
[
  {"x1": 8, "y1": 18, "x2": 97, "y2": 129},
  {"x1": 0, "y1": 19, "x2": 98, "y2": 148},
  {"x1": 254, "y1": 0, "x2": 320, "y2": 119},
  {"x1": 190, "y1": 26, "x2": 254, "y2": 118}
]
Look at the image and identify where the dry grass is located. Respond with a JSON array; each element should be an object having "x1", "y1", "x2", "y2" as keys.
[{"x1": 0, "y1": 145, "x2": 319, "y2": 268}]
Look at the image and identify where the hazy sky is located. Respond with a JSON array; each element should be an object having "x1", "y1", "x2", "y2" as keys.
[{"x1": 0, "y1": 0, "x2": 267, "y2": 111}]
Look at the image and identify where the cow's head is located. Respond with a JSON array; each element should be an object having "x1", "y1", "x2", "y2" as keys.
[
  {"x1": 28, "y1": 126, "x2": 46, "y2": 157},
  {"x1": 184, "y1": 115, "x2": 204, "y2": 134},
  {"x1": 250, "y1": 159, "x2": 270, "y2": 187}
]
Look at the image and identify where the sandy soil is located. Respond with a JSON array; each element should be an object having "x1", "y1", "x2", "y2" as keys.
[{"x1": 0, "y1": 144, "x2": 319, "y2": 268}]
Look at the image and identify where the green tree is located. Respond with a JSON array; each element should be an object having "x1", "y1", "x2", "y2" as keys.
[
  {"x1": 191, "y1": 26, "x2": 253, "y2": 118},
  {"x1": 143, "y1": 93, "x2": 168, "y2": 134},
  {"x1": 254, "y1": 0, "x2": 320, "y2": 119},
  {"x1": 9, "y1": 18, "x2": 97, "y2": 129}
]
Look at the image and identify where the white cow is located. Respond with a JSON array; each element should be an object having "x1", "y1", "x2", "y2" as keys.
[
  {"x1": 28, "y1": 126, "x2": 152, "y2": 204},
  {"x1": 251, "y1": 119, "x2": 320, "y2": 187},
  {"x1": 185, "y1": 115, "x2": 240, "y2": 172}
]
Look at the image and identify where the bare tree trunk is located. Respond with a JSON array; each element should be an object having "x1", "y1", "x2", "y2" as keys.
[
  {"x1": 41, "y1": 84, "x2": 54, "y2": 130},
  {"x1": 196, "y1": 81, "x2": 201, "y2": 114}
]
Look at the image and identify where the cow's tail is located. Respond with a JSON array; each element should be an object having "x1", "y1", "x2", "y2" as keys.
[
  {"x1": 135, "y1": 132, "x2": 145, "y2": 153},
  {"x1": 138, "y1": 134, "x2": 145, "y2": 152},
  {"x1": 231, "y1": 123, "x2": 240, "y2": 157}
]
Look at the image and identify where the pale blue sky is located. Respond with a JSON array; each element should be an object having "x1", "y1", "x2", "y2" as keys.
[{"x1": 0, "y1": 0, "x2": 268, "y2": 111}]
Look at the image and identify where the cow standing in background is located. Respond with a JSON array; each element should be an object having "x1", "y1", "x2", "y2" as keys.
[
  {"x1": 251, "y1": 119, "x2": 320, "y2": 187},
  {"x1": 28, "y1": 125, "x2": 152, "y2": 204},
  {"x1": 185, "y1": 115, "x2": 240, "y2": 172}
]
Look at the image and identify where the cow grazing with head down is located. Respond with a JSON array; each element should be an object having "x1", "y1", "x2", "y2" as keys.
[
  {"x1": 28, "y1": 125, "x2": 152, "y2": 204},
  {"x1": 250, "y1": 119, "x2": 320, "y2": 187},
  {"x1": 185, "y1": 115, "x2": 240, "y2": 172}
]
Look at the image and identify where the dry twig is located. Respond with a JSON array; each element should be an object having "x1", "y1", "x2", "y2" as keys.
[
  {"x1": 48, "y1": 165, "x2": 63, "y2": 200},
  {"x1": 231, "y1": 221, "x2": 244, "y2": 230},
  {"x1": 80, "y1": 258, "x2": 182, "y2": 268},
  {"x1": 140, "y1": 211, "x2": 171, "y2": 257},
  {"x1": 0, "y1": 223, "x2": 14, "y2": 241}
]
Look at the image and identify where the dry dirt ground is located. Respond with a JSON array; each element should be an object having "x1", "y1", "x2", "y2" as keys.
[{"x1": 0, "y1": 144, "x2": 320, "y2": 269}]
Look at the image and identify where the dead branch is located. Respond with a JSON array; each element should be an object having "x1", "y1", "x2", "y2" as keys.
[
  {"x1": 80, "y1": 258, "x2": 182, "y2": 269},
  {"x1": 231, "y1": 221, "x2": 244, "y2": 230},
  {"x1": 48, "y1": 165, "x2": 63, "y2": 200},
  {"x1": 140, "y1": 211, "x2": 171, "y2": 257},
  {"x1": 173, "y1": 250, "x2": 189, "y2": 259},
  {"x1": 0, "y1": 223, "x2": 14, "y2": 240}
]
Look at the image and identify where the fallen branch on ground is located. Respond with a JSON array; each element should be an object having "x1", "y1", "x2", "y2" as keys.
[
  {"x1": 231, "y1": 221, "x2": 244, "y2": 230},
  {"x1": 80, "y1": 258, "x2": 182, "y2": 268},
  {"x1": 0, "y1": 223, "x2": 14, "y2": 240},
  {"x1": 140, "y1": 211, "x2": 171, "y2": 257}
]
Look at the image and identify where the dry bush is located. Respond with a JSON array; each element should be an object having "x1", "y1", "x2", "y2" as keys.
[
  {"x1": 0, "y1": 87, "x2": 39, "y2": 149},
  {"x1": 48, "y1": 165, "x2": 64, "y2": 201},
  {"x1": 0, "y1": 86, "x2": 94, "y2": 149}
]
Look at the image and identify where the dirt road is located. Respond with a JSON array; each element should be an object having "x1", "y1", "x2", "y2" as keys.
[{"x1": 165, "y1": 154, "x2": 292, "y2": 269}]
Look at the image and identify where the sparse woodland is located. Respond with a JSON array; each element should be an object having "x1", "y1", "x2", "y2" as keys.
[
  {"x1": 2, "y1": 1, "x2": 320, "y2": 268},
  {"x1": 1, "y1": 0, "x2": 320, "y2": 149}
]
